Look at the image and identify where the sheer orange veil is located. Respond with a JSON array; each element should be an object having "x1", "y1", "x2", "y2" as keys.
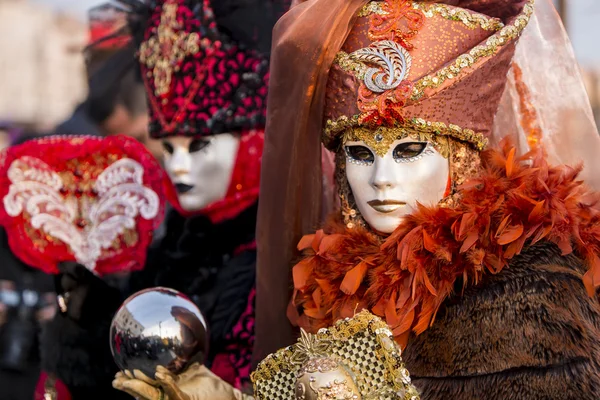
[{"x1": 493, "y1": 0, "x2": 600, "y2": 186}]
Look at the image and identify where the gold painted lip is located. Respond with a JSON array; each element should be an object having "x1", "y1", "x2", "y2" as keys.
[{"x1": 367, "y1": 199, "x2": 406, "y2": 214}]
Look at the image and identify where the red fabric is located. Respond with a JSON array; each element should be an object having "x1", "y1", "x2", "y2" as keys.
[
  {"x1": 291, "y1": 143, "x2": 600, "y2": 347},
  {"x1": 89, "y1": 23, "x2": 129, "y2": 48},
  {"x1": 0, "y1": 135, "x2": 169, "y2": 276},
  {"x1": 234, "y1": 240, "x2": 257, "y2": 256},
  {"x1": 210, "y1": 289, "x2": 255, "y2": 389},
  {"x1": 167, "y1": 129, "x2": 264, "y2": 224},
  {"x1": 34, "y1": 372, "x2": 72, "y2": 400}
]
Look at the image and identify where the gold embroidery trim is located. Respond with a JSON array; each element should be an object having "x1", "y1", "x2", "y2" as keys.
[
  {"x1": 357, "y1": 1, "x2": 387, "y2": 17},
  {"x1": 412, "y1": 3, "x2": 504, "y2": 31},
  {"x1": 335, "y1": 51, "x2": 368, "y2": 80},
  {"x1": 359, "y1": 1, "x2": 504, "y2": 32},
  {"x1": 411, "y1": 0, "x2": 534, "y2": 100},
  {"x1": 325, "y1": 114, "x2": 487, "y2": 152},
  {"x1": 251, "y1": 311, "x2": 420, "y2": 399}
]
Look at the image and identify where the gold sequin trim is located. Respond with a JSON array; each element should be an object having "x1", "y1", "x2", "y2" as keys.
[
  {"x1": 357, "y1": 1, "x2": 387, "y2": 17},
  {"x1": 412, "y1": 3, "x2": 504, "y2": 31},
  {"x1": 334, "y1": 51, "x2": 367, "y2": 80},
  {"x1": 411, "y1": 0, "x2": 534, "y2": 100},
  {"x1": 359, "y1": 1, "x2": 504, "y2": 32},
  {"x1": 325, "y1": 115, "x2": 487, "y2": 152}
]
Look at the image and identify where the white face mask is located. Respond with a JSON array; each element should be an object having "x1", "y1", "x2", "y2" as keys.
[
  {"x1": 345, "y1": 137, "x2": 449, "y2": 234},
  {"x1": 162, "y1": 134, "x2": 240, "y2": 212}
]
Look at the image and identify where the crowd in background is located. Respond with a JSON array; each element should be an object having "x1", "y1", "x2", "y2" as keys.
[{"x1": 0, "y1": 0, "x2": 161, "y2": 159}]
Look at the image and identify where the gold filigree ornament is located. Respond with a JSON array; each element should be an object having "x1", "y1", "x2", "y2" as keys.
[
  {"x1": 251, "y1": 310, "x2": 421, "y2": 400},
  {"x1": 138, "y1": 0, "x2": 201, "y2": 96},
  {"x1": 340, "y1": 194, "x2": 359, "y2": 230}
]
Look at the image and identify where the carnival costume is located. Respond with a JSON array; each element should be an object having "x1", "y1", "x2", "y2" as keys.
[
  {"x1": 112, "y1": 0, "x2": 600, "y2": 398},
  {"x1": 38, "y1": 0, "x2": 284, "y2": 398},
  {"x1": 124, "y1": 0, "x2": 281, "y2": 388},
  {"x1": 253, "y1": 0, "x2": 600, "y2": 398}
]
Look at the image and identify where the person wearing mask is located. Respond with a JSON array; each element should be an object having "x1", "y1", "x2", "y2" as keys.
[{"x1": 38, "y1": 0, "x2": 286, "y2": 398}]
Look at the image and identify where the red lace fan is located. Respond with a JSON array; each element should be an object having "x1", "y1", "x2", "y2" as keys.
[{"x1": 0, "y1": 135, "x2": 169, "y2": 276}]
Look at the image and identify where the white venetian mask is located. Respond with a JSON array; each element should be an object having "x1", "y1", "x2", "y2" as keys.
[
  {"x1": 345, "y1": 137, "x2": 449, "y2": 234},
  {"x1": 162, "y1": 134, "x2": 240, "y2": 212}
]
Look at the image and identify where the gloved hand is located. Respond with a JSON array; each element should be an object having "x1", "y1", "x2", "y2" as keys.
[
  {"x1": 112, "y1": 364, "x2": 252, "y2": 400},
  {"x1": 55, "y1": 261, "x2": 123, "y2": 328}
]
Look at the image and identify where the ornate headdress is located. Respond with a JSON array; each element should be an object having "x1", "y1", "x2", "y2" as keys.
[
  {"x1": 323, "y1": 0, "x2": 532, "y2": 153},
  {"x1": 0, "y1": 135, "x2": 169, "y2": 276},
  {"x1": 324, "y1": 0, "x2": 536, "y2": 226},
  {"x1": 124, "y1": 0, "x2": 282, "y2": 138},
  {"x1": 113, "y1": 0, "x2": 288, "y2": 221},
  {"x1": 252, "y1": 310, "x2": 420, "y2": 399},
  {"x1": 254, "y1": 0, "x2": 600, "y2": 359}
]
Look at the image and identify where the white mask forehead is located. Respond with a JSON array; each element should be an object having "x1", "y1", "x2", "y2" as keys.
[
  {"x1": 344, "y1": 137, "x2": 449, "y2": 234},
  {"x1": 162, "y1": 134, "x2": 240, "y2": 212}
]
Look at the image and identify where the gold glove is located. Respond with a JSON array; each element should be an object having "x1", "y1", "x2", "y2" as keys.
[{"x1": 112, "y1": 364, "x2": 253, "y2": 400}]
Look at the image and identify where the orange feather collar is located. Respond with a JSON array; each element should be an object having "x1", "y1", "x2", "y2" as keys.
[{"x1": 290, "y1": 143, "x2": 600, "y2": 346}]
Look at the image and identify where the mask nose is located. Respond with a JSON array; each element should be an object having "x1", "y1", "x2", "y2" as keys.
[
  {"x1": 370, "y1": 156, "x2": 398, "y2": 191},
  {"x1": 168, "y1": 148, "x2": 192, "y2": 177}
]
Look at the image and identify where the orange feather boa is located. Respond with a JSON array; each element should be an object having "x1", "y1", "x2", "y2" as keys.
[{"x1": 290, "y1": 143, "x2": 600, "y2": 346}]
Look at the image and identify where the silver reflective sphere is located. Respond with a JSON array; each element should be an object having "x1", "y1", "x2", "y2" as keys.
[{"x1": 110, "y1": 287, "x2": 208, "y2": 378}]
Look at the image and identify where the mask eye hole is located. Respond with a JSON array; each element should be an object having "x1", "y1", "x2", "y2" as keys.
[
  {"x1": 162, "y1": 141, "x2": 174, "y2": 154},
  {"x1": 345, "y1": 145, "x2": 375, "y2": 165},
  {"x1": 393, "y1": 142, "x2": 430, "y2": 162},
  {"x1": 189, "y1": 138, "x2": 211, "y2": 153}
]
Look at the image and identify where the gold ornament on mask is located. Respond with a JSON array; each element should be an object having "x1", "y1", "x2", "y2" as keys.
[
  {"x1": 296, "y1": 357, "x2": 361, "y2": 400},
  {"x1": 326, "y1": 114, "x2": 486, "y2": 155},
  {"x1": 342, "y1": 125, "x2": 452, "y2": 158},
  {"x1": 293, "y1": 330, "x2": 361, "y2": 400}
]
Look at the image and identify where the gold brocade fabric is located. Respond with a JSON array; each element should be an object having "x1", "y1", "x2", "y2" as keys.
[{"x1": 252, "y1": 311, "x2": 420, "y2": 400}]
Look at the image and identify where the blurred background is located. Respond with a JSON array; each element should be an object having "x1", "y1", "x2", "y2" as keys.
[{"x1": 0, "y1": 0, "x2": 162, "y2": 158}]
